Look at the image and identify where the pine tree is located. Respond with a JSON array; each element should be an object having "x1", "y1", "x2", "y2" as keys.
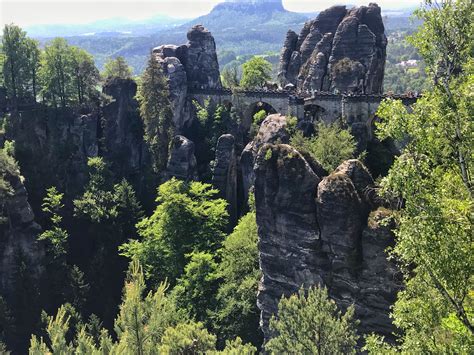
[
  {"x1": 136, "y1": 53, "x2": 173, "y2": 172},
  {"x1": 214, "y1": 212, "x2": 262, "y2": 346},
  {"x1": 266, "y1": 286, "x2": 358, "y2": 354}
]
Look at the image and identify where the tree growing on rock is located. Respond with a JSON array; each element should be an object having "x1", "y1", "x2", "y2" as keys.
[
  {"x1": 39, "y1": 38, "x2": 99, "y2": 107},
  {"x1": 136, "y1": 53, "x2": 173, "y2": 173},
  {"x1": 290, "y1": 122, "x2": 357, "y2": 172},
  {"x1": 102, "y1": 56, "x2": 133, "y2": 81},
  {"x1": 1, "y1": 25, "x2": 41, "y2": 104}
]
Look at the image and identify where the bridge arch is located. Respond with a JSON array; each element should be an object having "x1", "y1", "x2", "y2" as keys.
[
  {"x1": 304, "y1": 104, "x2": 326, "y2": 122},
  {"x1": 243, "y1": 100, "x2": 277, "y2": 129}
]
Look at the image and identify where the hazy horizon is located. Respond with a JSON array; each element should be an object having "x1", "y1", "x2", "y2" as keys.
[{"x1": 1, "y1": 0, "x2": 420, "y2": 28}]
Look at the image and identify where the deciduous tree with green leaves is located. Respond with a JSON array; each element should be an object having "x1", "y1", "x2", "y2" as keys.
[
  {"x1": 39, "y1": 38, "x2": 99, "y2": 107},
  {"x1": 172, "y1": 252, "x2": 219, "y2": 327},
  {"x1": 240, "y1": 57, "x2": 272, "y2": 89},
  {"x1": 103, "y1": 56, "x2": 133, "y2": 81},
  {"x1": 364, "y1": 0, "x2": 473, "y2": 353},
  {"x1": 2, "y1": 25, "x2": 40, "y2": 104},
  {"x1": 290, "y1": 122, "x2": 357, "y2": 172},
  {"x1": 120, "y1": 178, "x2": 228, "y2": 286}
]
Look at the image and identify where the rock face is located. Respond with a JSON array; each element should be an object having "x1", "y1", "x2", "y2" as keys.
[
  {"x1": 212, "y1": 134, "x2": 239, "y2": 225},
  {"x1": 6, "y1": 108, "x2": 99, "y2": 213},
  {"x1": 166, "y1": 135, "x2": 198, "y2": 181},
  {"x1": 0, "y1": 170, "x2": 43, "y2": 297},
  {"x1": 185, "y1": 25, "x2": 222, "y2": 90},
  {"x1": 102, "y1": 78, "x2": 150, "y2": 180},
  {"x1": 255, "y1": 148, "x2": 401, "y2": 343},
  {"x1": 278, "y1": 3, "x2": 387, "y2": 94},
  {"x1": 153, "y1": 25, "x2": 221, "y2": 132},
  {"x1": 255, "y1": 144, "x2": 321, "y2": 337},
  {"x1": 240, "y1": 114, "x2": 290, "y2": 203}
]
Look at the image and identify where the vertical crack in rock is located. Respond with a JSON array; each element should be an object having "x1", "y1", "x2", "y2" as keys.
[
  {"x1": 153, "y1": 25, "x2": 221, "y2": 133},
  {"x1": 212, "y1": 134, "x2": 239, "y2": 226},
  {"x1": 255, "y1": 147, "x2": 402, "y2": 343},
  {"x1": 278, "y1": 3, "x2": 386, "y2": 94}
]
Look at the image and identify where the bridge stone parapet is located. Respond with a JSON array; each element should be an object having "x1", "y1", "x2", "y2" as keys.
[{"x1": 186, "y1": 87, "x2": 420, "y2": 137}]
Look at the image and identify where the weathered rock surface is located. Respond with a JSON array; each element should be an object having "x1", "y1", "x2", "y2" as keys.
[
  {"x1": 212, "y1": 134, "x2": 239, "y2": 225},
  {"x1": 153, "y1": 25, "x2": 221, "y2": 132},
  {"x1": 255, "y1": 150, "x2": 401, "y2": 343},
  {"x1": 0, "y1": 170, "x2": 43, "y2": 297},
  {"x1": 255, "y1": 144, "x2": 321, "y2": 337},
  {"x1": 278, "y1": 3, "x2": 386, "y2": 94},
  {"x1": 166, "y1": 135, "x2": 198, "y2": 181},
  {"x1": 6, "y1": 108, "x2": 99, "y2": 212},
  {"x1": 102, "y1": 78, "x2": 150, "y2": 179},
  {"x1": 185, "y1": 25, "x2": 222, "y2": 90},
  {"x1": 240, "y1": 114, "x2": 290, "y2": 203}
]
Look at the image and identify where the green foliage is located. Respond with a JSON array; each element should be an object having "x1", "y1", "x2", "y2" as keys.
[
  {"x1": 102, "y1": 56, "x2": 133, "y2": 80},
  {"x1": 249, "y1": 109, "x2": 267, "y2": 138},
  {"x1": 29, "y1": 305, "x2": 74, "y2": 354},
  {"x1": 221, "y1": 64, "x2": 240, "y2": 89},
  {"x1": 2, "y1": 24, "x2": 40, "y2": 103},
  {"x1": 39, "y1": 38, "x2": 100, "y2": 107},
  {"x1": 73, "y1": 157, "x2": 143, "y2": 328},
  {"x1": 253, "y1": 109, "x2": 267, "y2": 126},
  {"x1": 114, "y1": 261, "x2": 182, "y2": 353},
  {"x1": 0, "y1": 296, "x2": 14, "y2": 350},
  {"x1": 290, "y1": 122, "x2": 357, "y2": 172},
  {"x1": 159, "y1": 321, "x2": 217, "y2": 354},
  {"x1": 240, "y1": 56, "x2": 272, "y2": 89},
  {"x1": 38, "y1": 187, "x2": 68, "y2": 258},
  {"x1": 192, "y1": 99, "x2": 236, "y2": 180},
  {"x1": 0, "y1": 147, "x2": 18, "y2": 224},
  {"x1": 383, "y1": 31, "x2": 429, "y2": 94},
  {"x1": 120, "y1": 178, "x2": 228, "y2": 286},
  {"x1": 332, "y1": 57, "x2": 360, "y2": 77},
  {"x1": 266, "y1": 286, "x2": 359, "y2": 354},
  {"x1": 28, "y1": 260, "x2": 257, "y2": 353},
  {"x1": 65, "y1": 265, "x2": 90, "y2": 311},
  {"x1": 214, "y1": 212, "x2": 262, "y2": 345},
  {"x1": 216, "y1": 337, "x2": 257, "y2": 354},
  {"x1": 365, "y1": 1, "x2": 474, "y2": 352},
  {"x1": 172, "y1": 252, "x2": 219, "y2": 326},
  {"x1": 136, "y1": 53, "x2": 173, "y2": 172},
  {"x1": 407, "y1": 0, "x2": 473, "y2": 88},
  {"x1": 74, "y1": 157, "x2": 142, "y2": 227},
  {"x1": 29, "y1": 304, "x2": 113, "y2": 354},
  {"x1": 74, "y1": 157, "x2": 117, "y2": 222}
]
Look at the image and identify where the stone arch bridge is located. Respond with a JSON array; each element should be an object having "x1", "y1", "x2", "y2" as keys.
[{"x1": 188, "y1": 87, "x2": 418, "y2": 139}]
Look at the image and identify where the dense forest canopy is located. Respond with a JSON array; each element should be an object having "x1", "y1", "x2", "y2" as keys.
[{"x1": 0, "y1": 0, "x2": 472, "y2": 354}]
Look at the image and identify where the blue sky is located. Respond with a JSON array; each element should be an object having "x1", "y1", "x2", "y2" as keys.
[{"x1": 0, "y1": 0, "x2": 421, "y2": 27}]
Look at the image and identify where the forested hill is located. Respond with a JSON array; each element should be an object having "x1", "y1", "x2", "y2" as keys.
[
  {"x1": 29, "y1": 0, "x2": 310, "y2": 74},
  {"x1": 26, "y1": 1, "x2": 417, "y2": 76}
]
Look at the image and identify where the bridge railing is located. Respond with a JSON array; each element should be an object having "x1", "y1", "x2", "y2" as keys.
[{"x1": 187, "y1": 86, "x2": 421, "y2": 103}]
